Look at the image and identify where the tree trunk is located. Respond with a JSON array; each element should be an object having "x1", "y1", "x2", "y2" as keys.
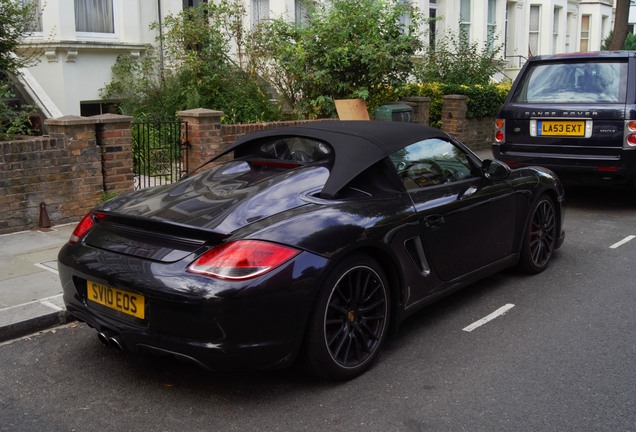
[{"x1": 608, "y1": 0, "x2": 631, "y2": 50}]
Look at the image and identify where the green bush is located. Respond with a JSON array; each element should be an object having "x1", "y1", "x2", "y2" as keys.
[
  {"x1": 413, "y1": 27, "x2": 504, "y2": 86},
  {"x1": 247, "y1": 0, "x2": 423, "y2": 118},
  {"x1": 0, "y1": 84, "x2": 35, "y2": 140},
  {"x1": 100, "y1": 1, "x2": 278, "y2": 123},
  {"x1": 602, "y1": 31, "x2": 636, "y2": 50},
  {"x1": 367, "y1": 81, "x2": 510, "y2": 128}
]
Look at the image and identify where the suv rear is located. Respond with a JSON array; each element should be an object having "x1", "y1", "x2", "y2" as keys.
[{"x1": 494, "y1": 51, "x2": 636, "y2": 186}]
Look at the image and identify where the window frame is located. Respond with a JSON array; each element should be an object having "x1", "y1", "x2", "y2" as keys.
[{"x1": 74, "y1": 0, "x2": 118, "y2": 40}]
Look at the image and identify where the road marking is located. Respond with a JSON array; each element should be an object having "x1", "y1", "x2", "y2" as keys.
[
  {"x1": 609, "y1": 235, "x2": 635, "y2": 249},
  {"x1": 463, "y1": 304, "x2": 515, "y2": 332},
  {"x1": 0, "y1": 294, "x2": 64, "y2": 312},
  {"x1": 34, "y1": 262, "x2": 59, "y2": 274}
]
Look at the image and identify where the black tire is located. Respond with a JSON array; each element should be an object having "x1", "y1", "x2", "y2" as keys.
[
  {"x1": 304, "y1": 254, "x2": 390, "y2": 380},
  {"x1": 518, "y1": 194, "x2": 557, "y2": 274}
]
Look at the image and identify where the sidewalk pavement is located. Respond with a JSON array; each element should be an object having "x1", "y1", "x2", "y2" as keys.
[
  {"x1": 0, "y1": 147, "x2": 494, "y2": 343},
  {"x1": 0, "y1": 223, "x2": 76, "y2": 342}
]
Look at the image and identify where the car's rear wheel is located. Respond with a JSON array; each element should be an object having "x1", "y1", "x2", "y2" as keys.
[
  {"x1": 304, "y1": 254, "x2": 390, "y2": 380},
  {"x1": 518, "y1": 194, "x2": 557, "y2": 273}
]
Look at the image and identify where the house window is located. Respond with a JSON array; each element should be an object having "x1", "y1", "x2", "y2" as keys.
[
  {"x1": 429, "y1": 2, "x2": 438, "y2": 48},
  {"x1": 252, "y1": 0, "x2": 269, "y2": 26},
  {"x1": 487, "y1": 0, "x2": 496, "y2": 50},
  {"x1": 553, "y1": 7, "x2": 561, "y2": 53},
  {"x1": 75, "y1": 0, "x2": 114, "y2": 34},
  {"x1": 529, "y1": 5, "x2": 540, "y2": 56},
  {"x1": 21, "y1": 0, "x2": 42, "y2": 32},
  {"x1": 183, "y1": 0, "x2": 207, "y2": 8},
  {"x1": 460, "y1": 0, "x2": 471, "y2": 40},
  {"x1": 580, "y1": 14, "x2": 590, "y2": 52},
  {"x1": 398, "y1": 0, "x2": 411, "y2": 28},
  {"x1": 295, "y1": 0, "x2": 308, "y2": 24}
]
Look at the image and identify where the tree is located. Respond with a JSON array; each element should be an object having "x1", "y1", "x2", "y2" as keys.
[
  {"x1": 0, "y1": 0, "x2": 39, "y2": 76},
  {"x1": 607, "y1": 0, "x2": 631, "y2": 50},
  {"x1": 247, "y1": 0, "x2": 423, "y2": 118},
  {"x1": 1, "y1": 0, "x2": 40, "y2": 139},
  {"x1": 413, "y1": 27, "x2": 504, "y2": 86},
  {"x1": 100, "y1": 1, "x2": 276, "y2": 123}
]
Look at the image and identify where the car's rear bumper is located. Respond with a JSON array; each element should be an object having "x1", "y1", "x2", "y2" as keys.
[
  {"x1": 493, "y1": 143, "x2": 636, "y2": 186},
  {"x1": 58, "y1": 245, "x2": 327, "y2": 371}
]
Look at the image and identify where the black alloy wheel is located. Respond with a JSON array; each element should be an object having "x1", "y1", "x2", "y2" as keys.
[
  {"x1": 304, "y1": 254, "x2": 390, "y2": 380},
  {"x1": 519, "y1": 195, "x2": 557, "y2": 273}
]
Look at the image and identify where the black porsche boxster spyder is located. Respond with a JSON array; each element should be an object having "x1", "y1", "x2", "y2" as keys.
[{"x1": 58, "y1": 120, "x2": 565, "y2": 380}]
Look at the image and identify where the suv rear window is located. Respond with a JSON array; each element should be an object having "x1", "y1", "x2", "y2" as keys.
[{"x1": 511, "y1": 61, "x2": 628, "y2": 104}]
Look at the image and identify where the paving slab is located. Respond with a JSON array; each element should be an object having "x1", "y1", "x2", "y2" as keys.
[{"x1": 0, "y1": 224, "x2": 76, "y2": 342}]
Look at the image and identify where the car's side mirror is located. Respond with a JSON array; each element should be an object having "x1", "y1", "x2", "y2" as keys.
[{"x1": 482, "y1": 159, "x2": 511, "y2": 180}]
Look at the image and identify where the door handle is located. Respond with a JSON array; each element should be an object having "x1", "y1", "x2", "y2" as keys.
[
  {"x1": 423, "y1": 214, "x2": 445, "y2": 228},
  {"x1": 461, "y1": 186, "x2": 478, "y2": 199}
]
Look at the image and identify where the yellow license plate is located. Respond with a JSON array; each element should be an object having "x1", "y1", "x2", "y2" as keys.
[
  {"x1": 538, "y1": 120, "x2": 585, "y2": 137},
  {"x1": 87, "y1": 281, "x2": 145, "y2": 319}
]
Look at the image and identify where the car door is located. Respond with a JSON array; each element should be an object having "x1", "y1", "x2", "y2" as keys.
[{"x1": 393, "y1": 138, "x2": 517, "y2": 284}]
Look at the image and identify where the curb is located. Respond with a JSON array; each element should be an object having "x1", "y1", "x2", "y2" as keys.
[{"x1": 0, "y1": 295, "x2": 74, "y2": 342}]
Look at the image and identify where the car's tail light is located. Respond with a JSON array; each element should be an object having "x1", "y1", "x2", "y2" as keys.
[
  {"x1": 495, "y1": 119, "x2": 505, "y2": 143},
  {"x1": 597, "y1": 166, "x2": 619, "y2": 172},
  {"x1": 624, "y1": 120, "x2": 636, "y2": 147},
  {"x1": 69, "y1": 212, "x2": 105, "y2": 244},
  {"x1": 187, "y1": 240, "x2": 300, "y2": 280}
]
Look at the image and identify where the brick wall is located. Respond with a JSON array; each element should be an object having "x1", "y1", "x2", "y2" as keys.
[
  {"x1": 439, "y1": 95, "x2": 495, "y2": 151},
  {"x1": 0, "y1": 115, "x2": 133, "y2": 234}
]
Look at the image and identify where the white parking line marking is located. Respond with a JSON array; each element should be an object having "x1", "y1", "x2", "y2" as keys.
[
  {"x1": 463, "y1": 304, "x2": 515, "y2": 332},
  {"x1": 610, "y1": 235, "x2": 635, "y2": 249},
  {"x1": 34, "y1": 262, "x2": 59, "y2": 274}
]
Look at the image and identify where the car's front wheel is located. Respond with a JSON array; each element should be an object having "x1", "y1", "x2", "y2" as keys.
[
  {"x1": 304, "y1": 254, "x2": 390, "y2": 380},
  {"x1": 518, "y1": 194, "x2": 557, "y2": 273}
]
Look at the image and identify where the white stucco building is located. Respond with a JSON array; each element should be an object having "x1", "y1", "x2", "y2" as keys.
[{"x1": 16, "y1": 0, "x2": 622, "y2": 120}]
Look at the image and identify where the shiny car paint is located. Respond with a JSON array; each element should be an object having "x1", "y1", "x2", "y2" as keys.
[
  {"x1": 59, "y1": 120, "x2": 565, "y2": 379},
  {"x1": 494, "y1": 51, "x2": 636, "y2": 186}
]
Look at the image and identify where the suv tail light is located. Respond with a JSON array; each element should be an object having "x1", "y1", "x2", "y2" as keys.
[
  {"x1": 187, "y1": 240, "x2": 300, "y2": 280},
  {"x1": 495, "y1": 119, "x2": 505, "y2": 143},
  {"x1": 625, "y1": 120, "x2": 636, "y2": 147}
]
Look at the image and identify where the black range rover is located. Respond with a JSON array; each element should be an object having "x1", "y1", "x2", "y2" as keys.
[{"x1": 494, "y1": 51, "x2": 636, "y2": 187}]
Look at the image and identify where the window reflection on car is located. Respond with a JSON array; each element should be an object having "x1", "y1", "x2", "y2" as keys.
[{"x1": 390, "y1": 138, "x2": 476, "y2": 189}]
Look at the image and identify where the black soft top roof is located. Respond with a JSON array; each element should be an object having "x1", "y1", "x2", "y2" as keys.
[{"x1": 214, "y1": 120, "x2": 452, "y2": 198}]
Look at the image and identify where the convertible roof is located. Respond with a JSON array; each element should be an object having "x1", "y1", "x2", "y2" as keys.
[{"x1": 214, "y1": 120, "x2": 453, "y2": 199}]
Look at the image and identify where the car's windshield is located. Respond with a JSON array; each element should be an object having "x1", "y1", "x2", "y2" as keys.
[{"x1": 512, "y1": 60, "x2": 628, "y2": 103}]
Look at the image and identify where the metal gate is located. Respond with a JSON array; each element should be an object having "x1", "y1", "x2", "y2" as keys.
[{"x1": 132, "y1": 120, "x2": 189, "y2": 190}]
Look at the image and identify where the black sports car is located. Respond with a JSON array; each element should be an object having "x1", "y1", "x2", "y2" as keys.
[{"x1": 59, "y1": 120, "x2": 565, "y2": 380}]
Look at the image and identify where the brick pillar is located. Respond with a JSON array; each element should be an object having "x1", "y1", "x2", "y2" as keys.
[
  {"x1": 401, "y1": 96, "x2": 430, "y2": 125},
  {"x1": 43, "y1": 116, "x2": 103, "y2": 219},
  {"x1": 441, "y1": 95, "x2": 468, "y2": 138},
  {"x1": 94, "y1": 114, "x2": 134, "y2": 194},
  {"x1": 177, "y1": 108, "x2": 224, "y2": 172}
]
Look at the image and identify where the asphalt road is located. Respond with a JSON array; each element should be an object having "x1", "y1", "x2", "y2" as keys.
[{"x1": 1, "y1": 186, "x2": 635, "y2": 432}]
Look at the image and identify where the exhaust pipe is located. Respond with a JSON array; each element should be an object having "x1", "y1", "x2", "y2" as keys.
[
  {"x1": 97, "y1": 330, "x2": 113, "y2": 347},
  {"x1": 108, "y1": 335, "x2": 124, "y2": 352},
  {"x1": 96, "y1": 330, "x2": 125, "y2": 352}
]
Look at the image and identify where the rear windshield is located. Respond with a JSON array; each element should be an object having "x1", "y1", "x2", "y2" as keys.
[
  {"x1": 512, "y1": 60, "x2": 628, "y2": 104},
  {"x1": 235, "y1": 136, "x2": 333, "y2": 164}
]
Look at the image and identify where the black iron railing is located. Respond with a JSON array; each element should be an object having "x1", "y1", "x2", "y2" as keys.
[{"x1": 132, "y1": 120, "x2": 189, "y2": 190}]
